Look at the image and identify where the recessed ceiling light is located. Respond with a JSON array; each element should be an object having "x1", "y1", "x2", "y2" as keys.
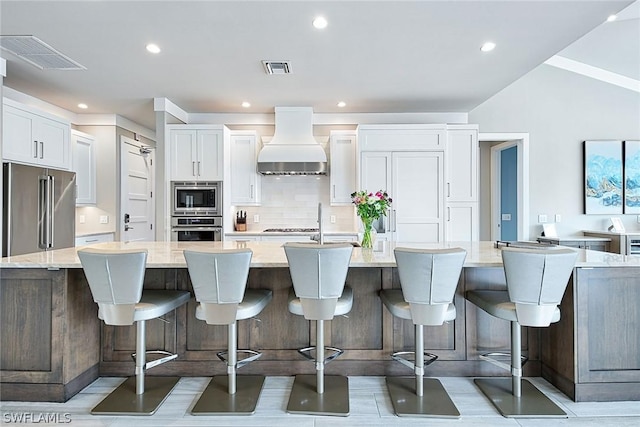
[
  {"x1": 146, "y1": 43, "x2": 161, "y2": 54},
  {"x1": 77, "y1": 103, "x2": 88, "y2": 109},
  {"x1": 606, "y1": 14, "x2": 617, "y2": 22},
  {"x1": 242, "y1": 101, "x2": 251, "y2": 108},
  {"x1": 337, "y1": 101, "x2": 346, "y2": 108},
  {"x1": 312, "y1": 16, "x2": 328, "y2": 29},
  {"x1": 480, "y1": 42, "x2": 496, "y2": 52}
]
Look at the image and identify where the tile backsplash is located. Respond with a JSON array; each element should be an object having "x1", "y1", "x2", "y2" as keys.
[{"x1": 233, "y1": 175, "x2": 356, "y2": 231}]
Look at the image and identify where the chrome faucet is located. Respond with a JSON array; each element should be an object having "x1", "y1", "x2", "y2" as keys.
[{"x1": 311, "y1": 202, "x2": 325, "y2": 244}]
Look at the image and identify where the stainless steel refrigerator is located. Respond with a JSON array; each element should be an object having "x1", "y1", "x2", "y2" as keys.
[{"x1": 2, "y1": 162, "x2": 76, "y2": 256}]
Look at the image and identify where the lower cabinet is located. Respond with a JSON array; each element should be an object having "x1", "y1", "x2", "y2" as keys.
[
  {"x1": 446, "y1": 202, "x2": 479, "y2": 241},
  {"x1": 75, "y1": 233, "x2": 114, "y2": 246}
]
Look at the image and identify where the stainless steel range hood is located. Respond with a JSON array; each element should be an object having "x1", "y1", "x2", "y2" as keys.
[{"x1": 257, "y1": 107, "x2": 327, "y2": 175}]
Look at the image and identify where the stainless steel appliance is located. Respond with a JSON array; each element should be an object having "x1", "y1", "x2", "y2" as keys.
[
  {"x1": 171, "y1": 216, "x2": 222, "y2": 242},
  {"x1": 172, "y1": 181, "x2": 221, "y2": 216},
  {"x1": 2, "y1": 162, "x2": 76, "y2": 256}
]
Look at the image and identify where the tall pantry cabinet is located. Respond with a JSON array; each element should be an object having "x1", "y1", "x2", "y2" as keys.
[{"x1": 358, "y1": 124, "x2": 478, "y2": 243}]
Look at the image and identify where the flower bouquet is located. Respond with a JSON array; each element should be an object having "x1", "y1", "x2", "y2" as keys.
[{"x1": 350, "y1": 190, "x2": 392, "y2": 248}]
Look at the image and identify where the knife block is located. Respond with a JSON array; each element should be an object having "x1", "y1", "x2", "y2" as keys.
[{"x1": 235, "y1": 222, "x2": 247, "y2": 232}]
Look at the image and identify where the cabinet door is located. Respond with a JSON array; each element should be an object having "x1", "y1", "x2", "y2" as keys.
[
  {"x1": 170, "y1": 129, "x2": 198, "y2": 180},
  {"x1": 330, "y1": 132, "x2": 357, "y2": 205},
  {"x1": 36, "y1": 116, "x2": 70, "y2": 170},
  {"x1": 447, "y1": 128, "x2": 478, "y2": 202},
  {"x1": 72, "y1": 131, "x2": 96, "y2": 205},
  {"x1": 392, "y1": 151, "x2": 444, "y2": 243},
  {"x1": 197, "y1": 130, "x2": 223, "y2": 181},
  {"x1": 360, "y1": 151, "x2": 392, "y2": 235},
  {"x1": 2, "y1": 105, "x2": 37, "y2": 164},
  {"x1": 446, "y1": 202, "x2": 478, "y2": 241},
  {"x1": 230, "y1": 133, "x2": 260, "y2": 204}
]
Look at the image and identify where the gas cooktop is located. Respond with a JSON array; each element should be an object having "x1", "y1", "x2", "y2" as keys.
[{"x1": 263, "y1": 228, "x2": 319, "y2": 233}]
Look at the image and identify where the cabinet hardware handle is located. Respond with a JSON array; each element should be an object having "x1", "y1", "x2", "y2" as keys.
[
  {"x1": 447, "y1": 207, "x2": 451, "y2": 221},
  {"x1": 197, "y1": 161, "x2": 201, "y2": 176},
  {"x1": 85, "y1": 239, "x2": 98, "y2": 243},
  {"x1": 192, "y1": 161, "x2": 196, "y2": 176},
  {"x1": 447, "y1": 182, "x2": 451, "y2": 197},
  {"x1": 40, "y1": 141, "x2": 44, "y2": 159},
  {"x1": 34, "y1": 140, "x2": 38, "y2": 158},
  {"x1": 392, "y1": 209, "x2": 397, "y2": 232},
  {"x1": 333, "y1": 185, "x2": 336, "y2": 198},
  {"x1": 250, "y1": 184, "x2": 254, "y2": 198}
]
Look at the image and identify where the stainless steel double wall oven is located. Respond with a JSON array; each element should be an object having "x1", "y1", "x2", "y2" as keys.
[{"x1": 171, "y1": 181, "x2": 222, "y2": 241}]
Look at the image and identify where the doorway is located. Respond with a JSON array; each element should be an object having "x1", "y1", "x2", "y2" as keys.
[
  {"x1": 120, "y1": 136, "x2": 155, "y2": 242},
  {"x1": 478, "y1": 133, "x2": 530, "y2": 241}
]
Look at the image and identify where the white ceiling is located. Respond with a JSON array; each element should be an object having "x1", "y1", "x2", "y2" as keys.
[{"x1": 1, "y1": 0, "x2": 637, "y2": 130}]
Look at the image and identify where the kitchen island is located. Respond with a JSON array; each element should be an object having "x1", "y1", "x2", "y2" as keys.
[{"x1": 1, "y1": 241, "x2": 639, "y2": 403}]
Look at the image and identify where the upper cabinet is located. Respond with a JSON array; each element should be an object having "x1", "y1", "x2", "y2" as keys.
[
  {"x1": 71, "y1": 130, "x2": 96, "y2": 205},
  {"x1": 330, "y1": 131, "x2": 357, "y2": 206},
  {"x1": 2, "y1": 98, "x2": 71, "y2": 170},
  {"x1": 169, "y1": 125, "x2": 223, "y2": 181},
  {"x1": 446, "y1": 125, "x2": 478, "y2": 202},
  {"x1": 229, "y1": 131, "x2": 261, "y2": 205}
]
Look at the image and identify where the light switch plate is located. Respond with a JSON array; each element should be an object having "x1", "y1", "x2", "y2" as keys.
[
  {"x1": 253, "y1": 214, "x2": 260, "y2": 223},
  {"x1": 330, "y1": 215, "x2": 336, "y2": 223},
  {"x1": 538, "y1": 214, "x2": 548, "y2": 223},
  {"x1": 79, "y1": 215, "x2": 86, "y2": 224},
  {"x1": 99, "y1": 215, "x2": 109, "y2": 224},
  {"x1": 501, "y1": 213, "x2": 511, "y2": 221},
  {"x1": 555, "y1": 214, "x2": 562, "y2": 223}
]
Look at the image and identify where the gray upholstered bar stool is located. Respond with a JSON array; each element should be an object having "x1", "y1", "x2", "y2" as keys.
[
  {"x1": 465, "y1": 246, "x2": 577, "y2": 418},
  {"x1": 380, "y1": 247, "x2": 466, "y2": 418},
  {"x1": 284, "y1": 242, "x2": 354, "y2": 416},
  {"x1": 183, "y1": 248, "x2": 272, "y2": 415},
  {"x1": 77, "y1": 248, "x2": 190, "y2": 415}
]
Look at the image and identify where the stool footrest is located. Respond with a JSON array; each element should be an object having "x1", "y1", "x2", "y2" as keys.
[
  {"x1": 392, "y1": 351, "x2": 438, "y2": 371},
  {"x1": 298, "y1": 346, "x2": 344, "y2": 365},
  {"x1": 217, "y1": 349, "x2": 262, "y2": 369},
  {"x1": 131, "y1": 351, "x2": 178, "y2": 371},
  {"x1": 479, "y1": 352, "x2": 528, "y2": 373}
]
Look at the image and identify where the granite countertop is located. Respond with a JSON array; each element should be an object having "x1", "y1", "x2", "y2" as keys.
[{"x1": 2, "y1": 241, "x2": 639, "y2": 269}]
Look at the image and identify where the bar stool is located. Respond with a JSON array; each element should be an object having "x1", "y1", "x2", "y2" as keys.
[
  {"x1": 465, "y1": 246, "x2": 577, "y2": 418},
  {"x1": 77, "y1": 248, "x2": 191, "y2": 415},
  {"x1": 284, "y1": 242, "x2": 354, "y2": 416},
  {"x1": 380, "y1": 247, "x2": 466, "y2": 418},
  {"x1": 184, "y1": 248, "x2": 272, "y2": 415}
]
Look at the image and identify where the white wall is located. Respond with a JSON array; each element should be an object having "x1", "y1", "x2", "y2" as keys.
[{"x1": 470, "y1": 64, "x2": 640, "y2": 238}]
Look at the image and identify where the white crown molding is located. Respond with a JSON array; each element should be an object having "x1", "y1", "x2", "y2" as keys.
[
  {"x1": 544, "y1": 55, "x2": 640, "y2": 93},
  {"x1": 154, "y1": 97, "x2": 188, "y2": 123}
]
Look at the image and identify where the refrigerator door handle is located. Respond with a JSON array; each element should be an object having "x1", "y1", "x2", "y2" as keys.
[
  {"x1": 47, "y1": 175, "x2": 55, "y2": 248},
  {"x1": 38, "y1": 176, "x2": 48, "y2": 249}
]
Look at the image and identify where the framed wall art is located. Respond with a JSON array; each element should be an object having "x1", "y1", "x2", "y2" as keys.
[
  {"x1": 624, "y1": 140, "x2": 640, "y2": 214},
  {"x1": 584, "y1": 140, "x2": 623, "y2": 214}
]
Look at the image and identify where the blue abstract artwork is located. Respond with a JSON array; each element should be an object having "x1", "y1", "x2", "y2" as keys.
[
  {"x1": 584, "y1": 140, "x2": 623, "y2": 214},
  {"x1": 624, "y1": 140, "x2": 640, "y2": 214}
]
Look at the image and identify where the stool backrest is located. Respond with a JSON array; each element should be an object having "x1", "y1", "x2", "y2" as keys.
[
  {"x1": 183, "y1": 248, "x2": 252, "y2": 324},
  {"x1": 77, "y1": 248, "x2": 147, "y2": 325},
  {"x1": 394, "y1": 247, "x2": 466, "y2": 325},
  {"x1": 502, "y1": 247, "x2": 578, "y2": 326},
  {"x1": 284, "y1": 243, "x2": 353, "y2": 320}
]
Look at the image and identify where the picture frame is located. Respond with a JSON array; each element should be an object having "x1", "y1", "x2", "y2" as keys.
[
  {"x1": 624, "y1": 140, "x2": 640, "y2": 214},
  {"x1": 584, "y1": 140, "x2": 623, "y2": 214}
]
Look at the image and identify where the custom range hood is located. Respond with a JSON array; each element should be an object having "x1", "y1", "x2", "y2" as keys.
[{"x1": 257, "y1": 107, "x2": 327, "y2": 175}]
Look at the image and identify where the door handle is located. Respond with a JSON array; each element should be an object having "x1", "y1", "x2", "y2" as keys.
[
  {"x1": 47, "y1": 175, "x2": 54, "y2": 247},
  {"x1": 38, "y1": 176, "x2": 47, "y2": 248},
  {"x1": 125, "y1": 225, "x2": 134, "y2": 231}
]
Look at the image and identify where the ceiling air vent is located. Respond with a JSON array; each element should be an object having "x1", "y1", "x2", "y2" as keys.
[
  {"x1": 0, "y1": 35, "x2": 86, "y2": 70},
  {"x1": 262, "y1": 60, "x2": 292, "y2": 75}
]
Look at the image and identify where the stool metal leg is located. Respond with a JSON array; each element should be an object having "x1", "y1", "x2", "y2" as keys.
[
  {"x1": 91, "y1": 320, "x2": 180, "y2": 416},
  {"x1": 287, "y1": 319, "x2": 349, "y2": 416},
  {"x1": 386, "y1": 323, "x2": 460, "y2": 418},
  {"x1": 474, "y1": 321, "x2": 567, "y2": 418},
  {"x1": 191, "y1": 321, "x2": 265, "y2": 415}
]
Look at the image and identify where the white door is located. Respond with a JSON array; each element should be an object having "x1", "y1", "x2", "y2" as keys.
[
  {"x1": 120, "y1": 136, "x2": 154, "y2": 242},
  {"x1": 392, "y1": 151, "x2": 444, "y2": 243}
]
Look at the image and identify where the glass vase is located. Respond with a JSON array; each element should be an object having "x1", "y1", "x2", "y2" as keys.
[{"x1": 359, "y1": 217, "x2": 377, "y2": 249}]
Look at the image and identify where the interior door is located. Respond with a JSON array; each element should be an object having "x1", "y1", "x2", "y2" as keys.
[
  {"x1": 392, "y1": 151, "x2": 444, "y2": 242},
  {"x1": 120, "y1": 136, "x2": 154, "y2": 242}
]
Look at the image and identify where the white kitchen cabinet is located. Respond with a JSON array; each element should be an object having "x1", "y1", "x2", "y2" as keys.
[
  {"x1": 260, "y1": 235, "x2": 315, "y2": 243},
  {"x1": 75, "y1": 232, "x2": 114, "y2": 246},
  {"x1": 358, "y1": 124, "x2": 446, "y2": 151},
  {"x1": 169, "y1": 126, "x2": 223, "y2": 181},
  {"x1": 323, "y1": 233, "x2": 358, "y2": 243},
  {"x1": 446, "y1": 126, "x2": 478, "y2": 202},
  {"x1": 360, "y1": 151, "x2": 444, "y2": 243},
  {"x1": 2, "y1": 99, "x2": 70, "y2": 170},
  {"x1": 229, "y1": 131, "x2": 261, "y2": 205},
  {"x1": 72, "y1": 130, "x2": 96, "y2": 205},
  {"x1": 225, "y1": 234, "x2": 260, "y2": 242},
  {"x1": 330, "y1": 131, "x2": 357, "y2": 205},
  {"x1": 446, "y1": 202, "x2": 479, "y2": 241}
]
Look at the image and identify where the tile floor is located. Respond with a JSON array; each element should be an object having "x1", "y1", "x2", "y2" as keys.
[{"x1": 1, "y1": 376, "x2": 639, "y2": 426}]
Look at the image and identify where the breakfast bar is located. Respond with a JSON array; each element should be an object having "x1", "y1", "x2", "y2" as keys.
[{"x1": 1, "y1": 241, "x2": 639, "y2": 403}]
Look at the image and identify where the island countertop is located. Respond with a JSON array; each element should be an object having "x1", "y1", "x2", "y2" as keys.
[{"x1": 2, "y1": 240, "x2": 639, "y2": 269}]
